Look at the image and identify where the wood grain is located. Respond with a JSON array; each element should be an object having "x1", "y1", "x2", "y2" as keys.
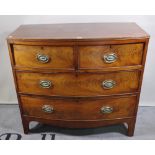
[
  {"x1": 79, "y1": 43, "x2": 144, "y2": 69},
  {"x1": 8, "y1": 23, "x2": 149, "y2": 43},
  {"x1": 21, "y1": 95, "x2": 137, "y2": 120},
  {"x1": 16, "y1": 71, "x2": 140, "y2": 97},
  {"x1": 14, "y1": 45, "x2": 74, "y2": 69}
]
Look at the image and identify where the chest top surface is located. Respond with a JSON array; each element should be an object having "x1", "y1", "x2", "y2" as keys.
[{"x1": 8, "y1": 23, "x2": 149, "y2": 42}]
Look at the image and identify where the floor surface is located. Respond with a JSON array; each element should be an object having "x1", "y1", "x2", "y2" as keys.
[{"x1": 0, "y1": 105, "x2": 154, "y2": 140}]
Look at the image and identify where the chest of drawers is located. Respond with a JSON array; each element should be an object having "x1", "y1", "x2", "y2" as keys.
[{"x1": 7, "y1": 23, "x2": 149, "y2": 136}]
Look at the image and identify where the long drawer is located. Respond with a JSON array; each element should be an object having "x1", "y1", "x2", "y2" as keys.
[
  {"x1": 21, "y1": 95, "x2": 137, "y2": 120},
  {"x1": 16, "y1": 71, "x2": 140, "y2": 97},
  {"x1": 79, "y1": 43, "x2": 144, "y2": 69},
  {"x1": 13, "y1": 45, "x2": 74, "y2": 69}
]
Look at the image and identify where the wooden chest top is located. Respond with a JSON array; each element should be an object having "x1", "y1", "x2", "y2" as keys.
[{"x1": 8, "y1": 23, "x2": 149, "y2": 42}]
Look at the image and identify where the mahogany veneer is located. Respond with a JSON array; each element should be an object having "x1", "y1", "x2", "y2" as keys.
[
  {"x1": 7, "y1": 23, "x2": 149, "y2": 136},
  {"x1": 16, "y1": 71, "x2": 140, "y2": 97}
]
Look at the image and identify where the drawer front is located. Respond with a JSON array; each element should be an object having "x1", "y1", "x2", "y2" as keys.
[
  {"x1": 21, "y1": 95, "x2": 137, "y2": 120},
  {"x1": 79, "y1": 44, "x2": 143, "y2": 69},
  {"x1": 17, "y1": 71, "x2": 140, "y2": 97},
  {"x1": 13, "y1": 45, "x2": 74, "y2": 69}
]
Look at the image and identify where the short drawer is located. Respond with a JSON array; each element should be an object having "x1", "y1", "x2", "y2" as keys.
[
  {"x1": 13, "y1": 45, "x2": 74, "y2": 69},
  {"x1": 79, "y1": 43, "x2": 144, "y2": 69},
  {"x1": 21, "y1": 95, "x2": 137, "y2": 120},
  {"x1": 16, "y1": 71, "x2": 140, "y2": 97}
]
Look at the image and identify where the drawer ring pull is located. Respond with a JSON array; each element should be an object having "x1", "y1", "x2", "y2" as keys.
[
  {"x1": 42, "y1": 105, "x2": 54, "y2": 113},
  {"x1": 103, "y1": 53, "x2": 117, "y2": 63},
  {"x1": 40, "y1": 80, "x2": 52, "y2": 88},
  {"x1": 36, "y1": 53, "x2": 50, "y2": 63},
  {"x1": 102, "y1": 80, "x2": 116, "y2": 89},
  {"x1": 101, "y1": 106, "x2": 113, "y2": 114}
]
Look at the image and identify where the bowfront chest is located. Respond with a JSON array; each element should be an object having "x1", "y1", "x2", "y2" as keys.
[{"x1": 7, "y1": 23, "x2": 149, "y2": 136}]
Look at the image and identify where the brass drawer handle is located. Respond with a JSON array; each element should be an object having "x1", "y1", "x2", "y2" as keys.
[
  {"x1": 42, "y1": 105, "x2": 54, "y2": 113},
  {"x1": 103, "y1": 53, "x2": 117, "y2": 63},
  {"x1": 40, "y1": 80, "x2": 52, "y2": 88},
  {"x1": 101, "y1": 106, "x2": 113, "y2": 114},
  {"x1": 36, "y1": 53, "x2": 50, "y2": 63},
  {"x1": 102, "y1": 80, "x2": 116, "y2": 89}
]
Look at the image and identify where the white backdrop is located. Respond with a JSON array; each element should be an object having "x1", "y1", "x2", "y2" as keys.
[{"x1": 0, "y1": 15, "x2": 154, "y2": 105}]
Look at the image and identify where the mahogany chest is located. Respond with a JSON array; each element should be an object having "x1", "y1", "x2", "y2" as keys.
[{"x1": 7, "y1": 23, "x2": 149, "y2": 136}]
